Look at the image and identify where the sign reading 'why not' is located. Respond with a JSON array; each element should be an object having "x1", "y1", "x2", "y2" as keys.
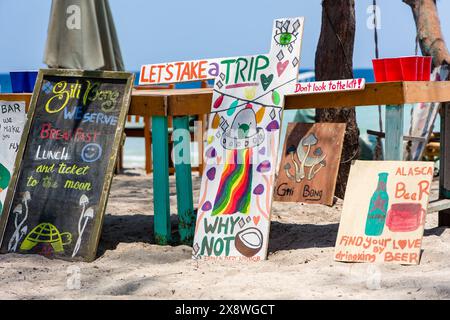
[{"x1": 191, "y1": 17, "x2": 304, "y2": 261}]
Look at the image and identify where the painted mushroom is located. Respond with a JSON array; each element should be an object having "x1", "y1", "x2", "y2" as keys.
[
  {"x1": 285, "y1": 145, "x2": 302, "y2": 182},
  {"x1": 299, "y1": 133, "x2": 318, "y2": 179},
  {"x1": 308, "y1": 159, "x2": 326, "y2": 180}
]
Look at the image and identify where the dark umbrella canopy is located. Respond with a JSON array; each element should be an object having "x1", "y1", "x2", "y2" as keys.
[{"x1": 44, "y1": 0, "x2": 124, "y2": 71}]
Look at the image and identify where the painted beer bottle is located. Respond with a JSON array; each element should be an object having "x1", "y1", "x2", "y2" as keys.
[{"x1": 365, "y1": 172, "x2": 389, "y2": 236}]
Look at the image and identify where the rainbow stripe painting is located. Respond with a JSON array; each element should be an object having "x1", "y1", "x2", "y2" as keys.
[{"x1": 212, "y1": 149, "x2": 253, "y2": 216}]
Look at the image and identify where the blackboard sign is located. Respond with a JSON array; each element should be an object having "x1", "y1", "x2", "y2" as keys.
[{"x1": 0, "y1": 69, "x2": 134, "y2": 261}]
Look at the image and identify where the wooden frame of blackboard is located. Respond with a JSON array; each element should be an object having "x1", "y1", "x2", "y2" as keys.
[{"x1": 0, "y1": 69, "x2": 135, "y2": 262}]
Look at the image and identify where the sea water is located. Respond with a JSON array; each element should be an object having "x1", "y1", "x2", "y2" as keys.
[{"x1": 0, "y1": 70, "x2": 429, "y2": 168}]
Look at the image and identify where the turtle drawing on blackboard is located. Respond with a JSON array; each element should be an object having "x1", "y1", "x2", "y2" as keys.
[
  {"x1": 0, "y1": 162, "x2": 12, "y2": 213},
  {"x1": 20, "y1": 223, "x2": 72, "y2": 254}
]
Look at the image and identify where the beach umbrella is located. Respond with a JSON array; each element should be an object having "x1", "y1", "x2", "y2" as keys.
[{"x1": 43, "y1": 0, "x2": 124, "y2": 71}]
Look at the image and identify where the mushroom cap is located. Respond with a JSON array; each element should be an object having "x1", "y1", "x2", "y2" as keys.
[
  {"x1": 287, "y1": 145, "x2": 296, "y2": 153},
  {"x1": 23, "y1": 191, "x2": 31, "y2": 201},
  {"x1": 13, "y1": 204, "x2": 22, "y2": 214},
  {"x1": 302, "y1": 133, "x2": 318, "y2": 146},
  {"x1": 314, "y1": 147, "x2": 323, "y2": 156},
  {"x1": 84, "y1": 208, "x2": 94, "y2": 219},
  {"x1": 79, "y1": 194, "x2": 89, "y2": 205}
]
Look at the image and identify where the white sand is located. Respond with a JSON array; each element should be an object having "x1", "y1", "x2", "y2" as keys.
[{"x1": 0, "y1": 168, "x2": 449, "y2": 299}]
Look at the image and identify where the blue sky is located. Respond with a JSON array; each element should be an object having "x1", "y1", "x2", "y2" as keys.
[{"x1": 1, "y1": 0, "x2": 450, "y2": 72}]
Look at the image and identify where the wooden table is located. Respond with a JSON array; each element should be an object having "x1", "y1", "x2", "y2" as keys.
[{"x1": 3, "y1": 81, "x2": 450, "y2": 245}]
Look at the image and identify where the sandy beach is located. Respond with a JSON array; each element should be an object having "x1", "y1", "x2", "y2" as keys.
[{"x1": 0, "y1": 168, "x2": 448, "y2": 300}]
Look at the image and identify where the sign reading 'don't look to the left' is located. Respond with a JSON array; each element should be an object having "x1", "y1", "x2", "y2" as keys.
[{"x1": 0, "y1": 69, "x2": 134, "y2": 262}]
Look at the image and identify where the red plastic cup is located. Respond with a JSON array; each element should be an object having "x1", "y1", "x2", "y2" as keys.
[
  {"x1": 421, "y1": 56, "x2": 432, "y2": 81},
  {"x1": 372, "y1": 59, "x2": 386, "y2": 82},
  {"x1": 400, "y1": 56, "x2": 419, "y2": 81},
  {"x1": 384, "y1": 58, "x2": 403, "y2": 81},
  {"x1": 417, "y1": 57, "x2": 424, "y2": 81}
]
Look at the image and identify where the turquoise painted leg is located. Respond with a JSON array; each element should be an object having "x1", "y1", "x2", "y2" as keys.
[
  {"x1": 385, "y1": 105, "x2": 404, "y2": 160},
  {"x1": 173, "y1": 116, "x2": 195, "y2": 245},
  {"x1": 152, "y1": 116, "x2": 171, "y2": 245}
]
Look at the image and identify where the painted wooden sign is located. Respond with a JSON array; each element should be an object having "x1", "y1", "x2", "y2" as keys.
[
  {"x1": 0, "y1": 69, "x2": 134, "y2": 261},
  {"x1": 334, "y1": 160, "x2": 433, "y2": 265},
  {"x1": 274, "y1": 123, "x2": 345, "y2": 205},
  {"x1": 294, "y1": 78, "x2": 365, "y2": 94},
  {"x1": 0, "y1": 101, "x2": 26, "y2": 215},
  {"x1": 191, "y1": 17, "x2": 304, "y2": 261}
]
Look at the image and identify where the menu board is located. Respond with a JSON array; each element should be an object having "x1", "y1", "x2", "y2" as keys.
[{"x1": 0, "y1": 69, "x2": 134, "y2": 261}]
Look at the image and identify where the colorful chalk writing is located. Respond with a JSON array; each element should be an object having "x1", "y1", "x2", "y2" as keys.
[
  {"x1": 0, "y1": 70, "x2": 134, "y2": 261},
  {"x1": 0, "y1": 101, "x2": 25, "y2": 215},
  {"x1": 334, "y1": 161, "x2": 433, "y2": 265},
  {"x1": 191, "y1": 17, "x2": 305, "y2": 261}
]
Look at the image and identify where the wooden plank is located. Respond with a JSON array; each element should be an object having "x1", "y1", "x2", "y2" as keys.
[
  {"x1": 285, "y1": 82, "x2": 406, "y2": 110},
  {"x1": 0, "y1": 93, "x2": 32, "y2": 102},
  {"x1": 151, "y1": 116, "x2": 171, "y2": 244},
  {"x1": 123, "y1": 127, "x2": 145, "y2": 137},
  {"x1": 169, "y1": 91, "x2": 213, "y2": 116},
  {"x1": 126, "y1": 81, "x2": 450, "y2": 117},
  {"x1": 428, "y1": 199, "x2": 450, "y2": 213},
  {"x1": 439, "y1": 103, "x2": 450, "y2": 226},
  {"x1": 404, "y1": 81, "x2": 450, "y2": 104},
  {"x1": 0, "y1": 93, "x2": 32, "y2": 111},
  {"x1": 366, "y1": 130, "x2": 427, "y2": 142},
  {"x1": 172, "y1": 116, "x2": 195, "y2": 245},
  {"x1": 384, "y1": 105, "x2": 404, "y2": 160},
  {"x1": 129, "y1": 93, "x2": 166, "y2": 117}
]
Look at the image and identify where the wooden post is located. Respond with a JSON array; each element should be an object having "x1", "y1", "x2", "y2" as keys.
[
  {"x1": 144, "y1": 117, "x2": 152, "y2": 174},
  {"x1": 151, "y1": 116, "x2": 171, "y2": 244},
  {"x1": 173, "y1": 116, "x2": 195, "y2": 244},
  {"x1": 384, "y1": 105, "x2": 404, "y2": 160},
  {"x1": 439, "y1": 103, "x2": 450, "y2": 226}
]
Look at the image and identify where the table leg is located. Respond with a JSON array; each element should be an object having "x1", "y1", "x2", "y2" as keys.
[
  {"x1": 144, "y1": 117, "x2": 152, "y2": 174},
  {"x1": 385, "y1": 105, "x2": 404, "y2": 160},
  {"x1": 151, "y1": 116, "x2": 171, "y2": 244},
  {"x1": 173, "y1": 116, "x2": 195, "y2": 245},
  {"x1": 439, "y1": 103, "x2": 450, "y2": 226}
]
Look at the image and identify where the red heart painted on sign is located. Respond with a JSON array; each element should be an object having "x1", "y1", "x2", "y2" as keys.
[
  {"x1": 398, "y1": 240, "x2": 407, "y2": 249},
  {"x1": 277, "y1": 60, "x2": 289, "y2": 77},
  {"x1": 253, "y1": 216, "x2": 261, "y2": 225}
]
